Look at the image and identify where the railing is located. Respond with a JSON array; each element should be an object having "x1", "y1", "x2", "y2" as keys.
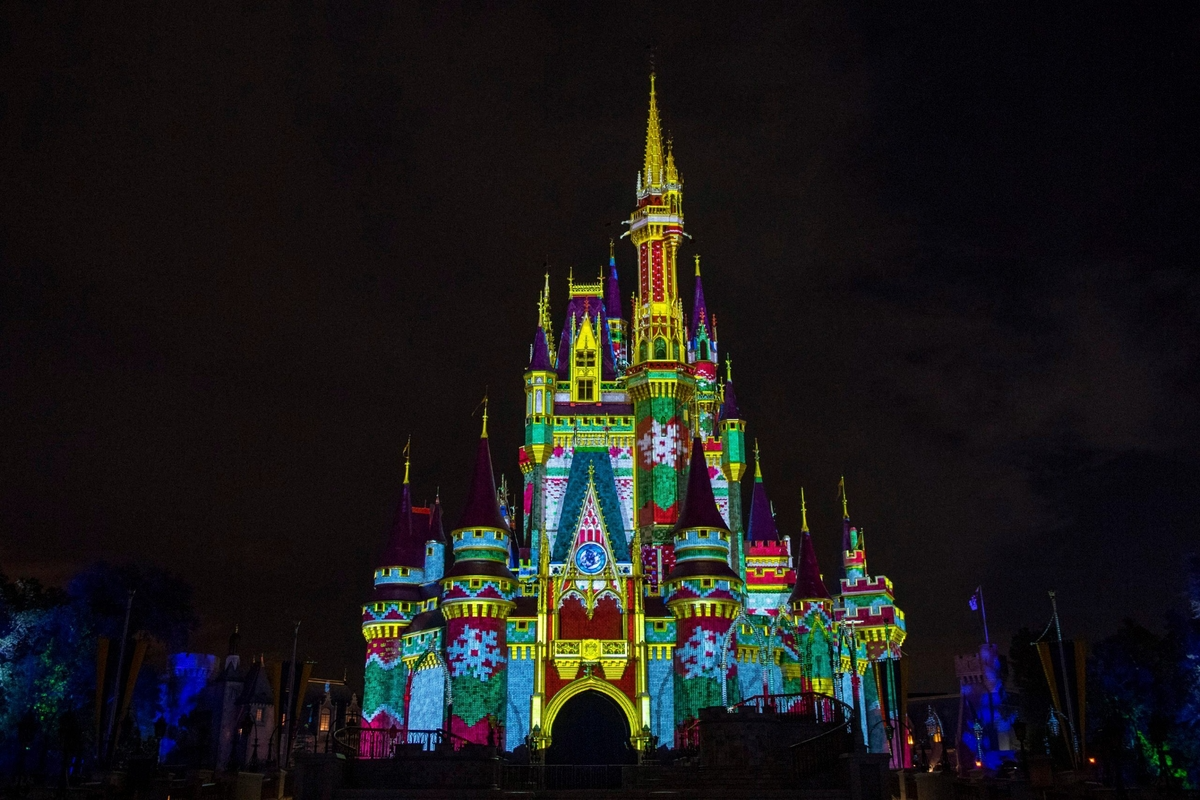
[
  {"x1": 331, "y1": 726, "x2": 474, "y2": 759},
  {"x1": 675, "y1": 718, "x2": 701, "y2": 754},
  {"x1": 500, "y1": 764, "x2": 625, "y2": 791},
  {"x1": 730, "y1": 692, "x2": 850, "y2": 725}
]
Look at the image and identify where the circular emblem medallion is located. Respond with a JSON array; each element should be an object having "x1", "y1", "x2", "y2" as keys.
[{"x1": 574, "y1": 542, "x2": 607, "y2": 575}]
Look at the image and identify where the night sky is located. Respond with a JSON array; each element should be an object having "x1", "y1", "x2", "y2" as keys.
[{"x1": 2, "y1": 4, "x2": 1197, "y2": 691}]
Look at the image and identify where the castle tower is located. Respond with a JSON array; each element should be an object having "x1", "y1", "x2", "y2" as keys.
[
  {"x1": 441, "y1": 408, "x2": 518, "y2": 743},
  {"x1": 788, "y1": 490, "x2": 835, "y2": 695},
  {"x1": 605, "y1": 243, "x2": 628, "y2": 371},
  {"x1": 688, "y1": 256, "x2": 720, "y2": 440},
  {"x1": 362, "y1": 442, "x2": 427, "y2": 729},
  {"x1": 833, "y1": 481, "x2": 907, "y2": 761},
  {"x1": 718, "y1": 362, "x2": 748, "y2": 572},
  {"x1": 424, "y1": 494, "x2": 447, "y2": 584},
  {"x1": 743, "y1": 444, "x2": 795, "y2": 616},
  {"x1": 663, "y1": 437, "x2": 744, "y2": 728},
  {"x1": 628, "y1": 73, "x2": 696, "y2": 539}
]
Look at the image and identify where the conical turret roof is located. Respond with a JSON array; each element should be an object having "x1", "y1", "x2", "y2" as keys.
[
  {"x1": 746, "y1": 456, "x2": 779, "y2": 542},
  {"x1": 789, "y1": 528, "x2": 831, "y2": 603},
  {"x1": 605, "y1": 255, "x2": 623, "y2": 322},
  {"x1": 529, "y1": 325, "x2": 552, "y2": 371},
  {"x1": 457, "y1": 423, "x2": 510, "y2": 533},
  {"x1": 380, "y1": 459, "x2": 425, "y2": 569},
  {"x1": 673, "y1": 436, "x2": 729, "y2": 532},
  {"x1": 427, "y1": 495, "x2": 445, "y2": 543}
]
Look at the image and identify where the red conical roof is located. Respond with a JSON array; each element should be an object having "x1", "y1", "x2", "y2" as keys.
[
  {"x1": 789, "y1": 529, "x2": 831, "y2": 603},
  {"x1": 380, "y1": 480, "x2": 425, "y2": 569},
  {"x1": 457, "y1": 431, "x2": 510, "y2": 532},
  {"x1": 673, "y1": 436, "x2": 729, "y2": 532}
]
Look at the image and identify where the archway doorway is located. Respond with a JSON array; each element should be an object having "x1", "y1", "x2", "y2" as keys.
[{"x1": 545, "y1": 690, "x2": 634, "y2": 765}]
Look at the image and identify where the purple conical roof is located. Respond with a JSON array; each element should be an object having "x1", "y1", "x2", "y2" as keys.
[
  {"x1": 380, "y1": 481, "x2": 425, "y2": 569},
  {"x1": 605, "y1": 259, "x2": 623, "y2": 322},
  {"x1": 789, "y1": 530, "x2": 831, "y2": 602},
  {"x1": 427, "y1": 496, "x2": 445, "y2": 543},
  {"x1": 720, "y1": 379, "x2": 740, "y2": 421},
  {"x1": 673, "y1": 437, "x2": 729, "y2": 532},
  {"x1": 529, "y1": 325, "x2": 552, "y2": 371},
  {"x1": 691, "y1": 271, "x2": 713, "y2": 343},
  {"x1": 746, "y1": 470, "x2": 779, "y2": 542},
  {"x1": 457, "y1": 433, "x2": 511, "y2": 532}
]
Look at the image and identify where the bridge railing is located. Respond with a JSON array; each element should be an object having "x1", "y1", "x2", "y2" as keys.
[
  {"x1": 729, "y1": 692, "x2": 850, "y2": 725},
  {"x1": 331, "y1": 726, "x2": 474, "y2": 759}
]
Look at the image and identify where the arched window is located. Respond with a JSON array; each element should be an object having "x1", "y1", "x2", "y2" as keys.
[
  {"x1": 699, "y1": 341, "x2": 709, "y2": 361},
  {"x1": 639, "y1": 341, "x2": 648, "y2": 363},
  {"x1": 672, "y1": 341, "x2": 680, "y2": 360},
  {"x1": 654, "y1": 338, "x2": 667, "y2": 360}
]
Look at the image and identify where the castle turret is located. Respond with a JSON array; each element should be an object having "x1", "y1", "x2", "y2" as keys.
[
  {"x1": 441, "y1": 405, "x2": 517, "y2": 743},
  {"x1": 719, "y1": 360, "x2": 748, "y2": 570},
  {"x1": 362, "y1": 440, "x2": 426, "y2": 729},
  {"x1": 628, "y1": 73, "x2": 696, "y2": 541},
  {"x1": 664, "y1": 437, "x2": 744, "y2": 727},
  {"x1": 743, "y1": 443, "x2": 794, "y2": 615},
  {"x1": 788, "y1": 489, "x2": 834, "y2": 694},
  {"x1": 605, "y1": 243, "x2": 628, "y2": 370},
  {"x1": 424, "y1": 494, "x2": 447, "y2": 584}
]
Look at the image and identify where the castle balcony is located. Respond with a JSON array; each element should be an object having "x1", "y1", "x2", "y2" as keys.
[{"x1": 551, "y1": 638, "x2": 629, "y2": 680}]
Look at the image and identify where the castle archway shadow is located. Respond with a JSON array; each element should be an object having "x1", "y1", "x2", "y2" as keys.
[{"x1": 545, "y1": 690, "x2": 635, "y2": 765}]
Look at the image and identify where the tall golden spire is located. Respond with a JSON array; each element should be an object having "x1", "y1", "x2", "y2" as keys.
[
  {"x1": 801, "y1": 487, "x2": 809, "y2": 532},
  {"x1": 481, "y1": 392, "x2": 490, "y2": 438},
  {"x1": 838, "y1": 476, "x2": 848, "y2": 519},
  {"x1": 643, "y1": 73, "x2": 664, "y2": 188},
  {"x1": 753, "y1": 438, "x2": 762, "y2": 480},
  {"x1": 666, "y1": 140, "x2": 678, "y2": 185},
  {"x1": 694, "y1": 253, "x2": 701, "y2": 277}
]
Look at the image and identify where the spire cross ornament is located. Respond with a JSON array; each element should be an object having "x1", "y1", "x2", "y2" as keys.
[{"x1": 403, "y1": 435, "x2": 412, "y2": 484}]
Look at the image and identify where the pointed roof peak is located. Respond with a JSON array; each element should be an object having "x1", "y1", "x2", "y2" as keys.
[
  {"x1": 754, "y1": 439, "x2": 763, "y2": 481},
  {"x1": 427, "y1": 493, "x2": 446, "y2": 544},
  {"x1": 789, "y1": 528, "x2": 831, "y2": 603},
  {"x1": 643, "y1": 72, "x2": 664, "y2": 188},
  {"x1": 801, "y1": 487, "x2": 809, "y2": 532},
  {"x1": 673, "y1": 436, "x2": 728, "y2": 532},
  {"x1": 746, "y1": 450, "x2": 779, "y2": 543},
  {"x1": 402, "y1": 435, "x2": 411, "y2": 484},
  {"x1": 457, "y1": 412, "x2": 510, "y2": 532},
  {"x1": 839, "y1": 475, "x2": 849, "y2": 519}
]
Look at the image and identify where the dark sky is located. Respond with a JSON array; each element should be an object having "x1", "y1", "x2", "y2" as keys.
[{"x1": 2, "y1": 3, "x2": 1197, "y2": 691}]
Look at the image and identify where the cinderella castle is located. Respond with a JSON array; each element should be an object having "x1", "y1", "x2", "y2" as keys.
[{"x1": 359, "y1": 75, "x2": 907, "y2": 765}]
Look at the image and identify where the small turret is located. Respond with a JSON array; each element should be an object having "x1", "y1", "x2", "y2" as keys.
[
  {"x1": 689, "y1": 255, "x2": 716, "y2": 365},
  {"x1": 605, "y1": 242, "x2": 628, "y2": 370},
  {"x1": 424, "y1": 493, "x2": 447, "y2": 583},
  {"x1": 789, "y1": 490, "x2": 831, "y2": 606},
  {"x1": 376, "y1": 438, "x2": 426, "y2": 583},
  {"x1": 666, "y1": 436, "x2": 740, "y2": 583},
  {"x1": 839, "y1": 477, "x2": 866, "y2": 581}
]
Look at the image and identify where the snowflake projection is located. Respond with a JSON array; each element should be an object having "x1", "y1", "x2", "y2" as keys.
[
  {"x1": 447, "y1": 626, "x2": 503, "y2": 680},
  {"x1": 676, "y1": 626, "x2": 721, "y2": 680},
  {"x1": 638, "y1": 420, "x2": 678, "y2": 468}
]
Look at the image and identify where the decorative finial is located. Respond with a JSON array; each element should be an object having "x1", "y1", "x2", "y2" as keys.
[
  {"x1": 609, "y1": 238, "x2": 615, "y2": 262},
  {"x1": 694, "y1": 254, "x2": 701, "y2": 277},
  {"x1": 725, "y1": 354, "x2": 732, "y2": 383},
  {"x1": 568, "y1": 266, "x2": 573, "y2": 291},
  {"x1": 838, "y1": 476, "x2": 848, "y2": 519},
  {"x1": 403, "y1": 435, "x2": 411, "y2": 484},
  {"x1": 479, "y1": 390, "x2": 490, "y2": 438},
  {"x1": 801, "y1": 487, "x2": 809, "y2": 532},
  {"x1": 754, "y1": 438, "x2": 762, "y2": 480}
]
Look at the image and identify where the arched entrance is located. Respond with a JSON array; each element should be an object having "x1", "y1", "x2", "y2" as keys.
[{"x1": 545, "y1": 690, "x2": 635, "y2": 765}]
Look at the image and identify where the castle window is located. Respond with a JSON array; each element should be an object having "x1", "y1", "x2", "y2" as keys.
[
  {"x1": 654, "y1": 621, "x2": 667, "y2": 631},
  {"x1": 578, "y1": 380, "x2": 594, "y2": 401},
  {"x1": 255, "y1": 708, "x2": 263, "y2": 722},
  {"x1": 698, "y1": 531, "x2": 709, "y2": 539},
  {"x1": 639, "y1": 341, "x2": 648, "y2": 362},
  {"x1": 653, "y1": 338, "x2": 667, "y2": 360},
  {"x1": 699, "y1": 341, "x2": 709, "y2": 360},
  {"x1": 672, "y1": 342, "x2": 680, "y2": 360},
  {"x1": 577, "y1": 349, "x2": 596, "y2": 368},
  {"x1": 473, "y1": 530, "x2": 483, "y2": 538},
  {"x1": 701, "y1": 579, "x2": 713, "y2": 589},
  {"x1": 516, "y1": 621, "x2": 529, "y2": 630}
]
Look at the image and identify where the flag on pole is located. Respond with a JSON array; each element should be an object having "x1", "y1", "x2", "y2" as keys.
[{"x1": 969, "y1": 587, "x2": 981, "y2": 611}]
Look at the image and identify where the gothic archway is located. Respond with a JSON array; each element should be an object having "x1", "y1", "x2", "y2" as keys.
[{"x1": 544, "y1": 689, "x2": 635, "y2": 765}]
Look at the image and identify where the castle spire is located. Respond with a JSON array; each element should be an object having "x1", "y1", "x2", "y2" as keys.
[
  {"x1": 380, "y1": 440, "x2": 424, "y2": 569},
  {"x1": 643, "y1": 72, "x2": 664, "y2": 188},
  {"x1": 801, "y1": 487, "x2": 809, "y2": 532},
  {"x1": 402, "y1": 435, "x2": 411, "y2": 485},
  {"x1": 457, "y1": 405, "x2": 509, "y2": 532},
  {"x1": 746, "y1": 442, "x2": 779, "y2": 543}
]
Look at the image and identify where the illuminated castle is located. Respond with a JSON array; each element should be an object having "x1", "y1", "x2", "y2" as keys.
[{"x1": 359, "y1": 75, "x2": 907, "y2": 762}]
